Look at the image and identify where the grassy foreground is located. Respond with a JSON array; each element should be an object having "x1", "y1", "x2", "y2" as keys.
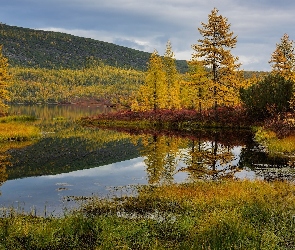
[{"x1": 1, "y1": 180, "x2": 295, "y2": 249}]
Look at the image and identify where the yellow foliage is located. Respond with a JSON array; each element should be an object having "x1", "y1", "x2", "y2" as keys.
[
  {"x1": 184, "y1": 60, "x2": 214, "y2": 110},
  {"x1": 0, "y1": 45, "x2": 11, "y2": 113},
  {"x1": 269, "y1": 33, "x2": 295, "y2": 80},
  {"x1": 163, "y1": 41, "x2": 181, "y2": 110},
  {"x1": 191, "y1": 8, "x2": 245, "y2": 108},
  {"x1": 9, "y1": 65, "x2": 145, "y2": 106},
  {"x1": 132, "y1": 50, "x2": 168, "y2": 111}
]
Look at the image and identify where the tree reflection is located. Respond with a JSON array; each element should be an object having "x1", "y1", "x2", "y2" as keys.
[
  {"x1": 139, "y1": 134, "x2": 185, "y2": 185},
  {"x1": 0, "y1": 142, "x2": 29, "y2": 192},
  {"x1": 134, "y1": 130, "x2": 246, "y2": 184},
  {"x1": 181, "y1": 132, "x2": 237, "y2": 180},
  {"x1": 0, "y1": 153, "x2": 8, "y2": 184}
]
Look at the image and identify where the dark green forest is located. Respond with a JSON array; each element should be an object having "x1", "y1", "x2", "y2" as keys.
[{"x1": 0, "y1": 23, "x2": 188, "y2": 72}]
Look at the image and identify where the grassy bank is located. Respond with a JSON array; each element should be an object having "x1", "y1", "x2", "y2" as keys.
[
  {"x1": 0, "y1": 115, "x2": 40, "y2": 142},
  {"x1": 254, "y1": 113, "x2": 295, "y2": 157},
  {"x1": 1, "y1": 180, "x2": 295, "y2": 249}
]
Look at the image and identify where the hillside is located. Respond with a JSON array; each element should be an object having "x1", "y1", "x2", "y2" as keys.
[{"x1": 0, "y1": 23, "x2": 188, "y2": 72}]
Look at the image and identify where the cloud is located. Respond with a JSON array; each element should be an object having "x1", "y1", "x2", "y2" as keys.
[
  {"x1": 39, "y1": 27, "x2": 116, "y2": 43},
  {"x1": 1, "y1": 0, "x2": 295, "y2": 70}
]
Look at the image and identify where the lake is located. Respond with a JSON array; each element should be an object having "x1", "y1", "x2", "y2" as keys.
[{"x1": 0, "y1": 104, "x2": 293, "y2": 216}]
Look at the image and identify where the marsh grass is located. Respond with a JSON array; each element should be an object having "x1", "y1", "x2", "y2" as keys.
[
  {"x1": 255, "y1": 127, "x2": 295, "y2": 155},
  {"x1": 1, "y1": 180, "x2": 295, "y2": 249},
  {"x1": 0, "y1": 115, "x2": 37, "y2": 123},
  {"x1": 0, "y1": 115, "x2": 40, "y2": 142},
  {"x1": 267, "y1": 135, "x2": 295, "y2": 154}
]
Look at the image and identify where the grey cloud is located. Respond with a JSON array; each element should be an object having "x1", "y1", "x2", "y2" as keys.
[{"x1": 1, "y1": 0, "x2": 295, "y2": 70}]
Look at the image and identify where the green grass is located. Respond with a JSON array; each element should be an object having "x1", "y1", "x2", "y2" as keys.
[{"x1": 1, "y1": 180, "x2": 295, "y2": 249}]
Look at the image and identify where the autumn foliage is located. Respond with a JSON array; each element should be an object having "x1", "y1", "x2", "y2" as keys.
[{"x1": 0, "y1": 45, "x2": 10, "y2": 114}]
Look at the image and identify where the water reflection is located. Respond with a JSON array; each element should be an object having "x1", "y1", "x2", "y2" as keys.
[
  {"x1": 114, "y1": 127, "x2": 295, "y2": 182},
  {"x1": 0, "y1": 141, "x2": 35, "y2": 193},
  {"x1": 8, "y1": 103, "x2": 114, "y2": 121},
  {"x1": 0, "y1": 105, "x2": 295, "y2": 215},
  {"x1": 181, "y1": 137, "x2": 237, "y2": 180},
  {"x1": 0, "y1": 150, "x2": 8, "y2": 190},
  {"x1": 131, "y1": 130, "x2": 250, "y2": 183}
]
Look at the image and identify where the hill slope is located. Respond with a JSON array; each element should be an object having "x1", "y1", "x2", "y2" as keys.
[{"x1": 0, "y1": 23, "x2": 188, "y2": 72}]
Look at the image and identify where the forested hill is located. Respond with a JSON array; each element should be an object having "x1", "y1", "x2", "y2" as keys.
[{"x1": 0, "y1": 23, "x2": 188, "y2": 72}]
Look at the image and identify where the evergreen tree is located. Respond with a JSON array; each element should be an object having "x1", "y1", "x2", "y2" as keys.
[
  {"x1": 269, "y1": 33, "x2": 295, "y2": 80},
  {"x1": 0, "y1": 45, "x2": 10, "y2": 114},
  {"x1": 192, "y1": 8, "x2": 243, "y2": 110},
  {"x1": 240, "y1": 74, "x2": 294, "y2": 118}
]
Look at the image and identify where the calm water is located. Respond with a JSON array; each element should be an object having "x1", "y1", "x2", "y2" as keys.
[{"x1": 0, "y1": 105, "x2": 292, "y2": 216}]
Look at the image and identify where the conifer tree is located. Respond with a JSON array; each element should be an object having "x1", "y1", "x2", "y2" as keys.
[
  {"x1": 0, "y1": 45, "x2": 10, "y2": 114},
  {"x1": 163, "y1": 41, "x2": 181, "y2": 110},
  {"x1": 269, "y1": 33, "x2": 295, "y2": 80},
  {"x1": 186, "y1": 60, "x2": 213, "y2": 111},
  {"x1": 131, "y1": 50, "x2": 167, "y2": 111},
  {"x1": 192, "y1": 8, "x2": 243, "y2": 110}
]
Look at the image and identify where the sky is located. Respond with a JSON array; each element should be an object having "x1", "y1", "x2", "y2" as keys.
[{"x1": 1, "y1": 0, "x2": 295, "y2": 71}]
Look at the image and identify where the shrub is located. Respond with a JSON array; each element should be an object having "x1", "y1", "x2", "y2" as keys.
[{"x1": 240, "y1": 74, "x2": 294, "y2": 119}]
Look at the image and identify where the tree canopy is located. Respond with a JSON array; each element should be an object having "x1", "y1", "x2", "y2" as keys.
[
  {"x1": 192, "y1": 7, "x2": 244, "y2": 108},
  {"x1": 269, "y1": 33, "x2": 295, "y2": 80},
  {"x1": 131, "y1": 50, "x2": 167, "y2": 111}
]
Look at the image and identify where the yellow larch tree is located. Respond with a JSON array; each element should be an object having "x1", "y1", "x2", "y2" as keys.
[
  {"x1": 185, "y1": 59, "x2": 214, "y2": 111},
  {"x1": 269, "y1": 33, "x2": 295, "y2": 80},
  {"x1": 0, "y1": 45, "x2": 10, "y2": 114},
  {"x1": 192, "y1": 8, "x2": 244, "y2": 111},
  {"x1": 269, "y1": 34, "x2": 295, "y2": 111},
  {"x1": 163, "y1": 40, "x2": 181, "y2": 110},
  {"x1": 131, "y1": 50, "x2": 167, "y2": 111}
]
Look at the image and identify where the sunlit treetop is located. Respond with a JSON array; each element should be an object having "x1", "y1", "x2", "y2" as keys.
[
  {"x1": 191, "y1": 7, "x2": 243, "y2": 108},
  {"x1": 269, "y1": 33, "x2": 295, "y2": 79},
  {"x1": 193, "y1": 7, "x2": 238, "y2": 69}
]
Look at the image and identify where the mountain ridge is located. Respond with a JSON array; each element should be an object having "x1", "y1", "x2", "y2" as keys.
[{"x1": 0, "y1": 23, "x2": 188, "y2": 72}]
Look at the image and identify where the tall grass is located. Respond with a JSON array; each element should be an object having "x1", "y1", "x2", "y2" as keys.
[
  {"x1": 255, "y1": 126, "x2": 295, "y2": 154},
  {"x1": 1, "y1": 180, "x2": 295, "y2": 249},
  {"x1": 0, "y1": 115, "x2": 40, "y2": 141},
  {"x1": 0, "y1": 115, "x2": 37, "y2": 123}
]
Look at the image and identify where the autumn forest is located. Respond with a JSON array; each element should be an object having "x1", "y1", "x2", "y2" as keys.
[
  {"x1": 0, "y1": 8, "x2": 293, "y2": 125},
  {"x1": 1, "y1": 7, "x2": 295, "y2": 249}
]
